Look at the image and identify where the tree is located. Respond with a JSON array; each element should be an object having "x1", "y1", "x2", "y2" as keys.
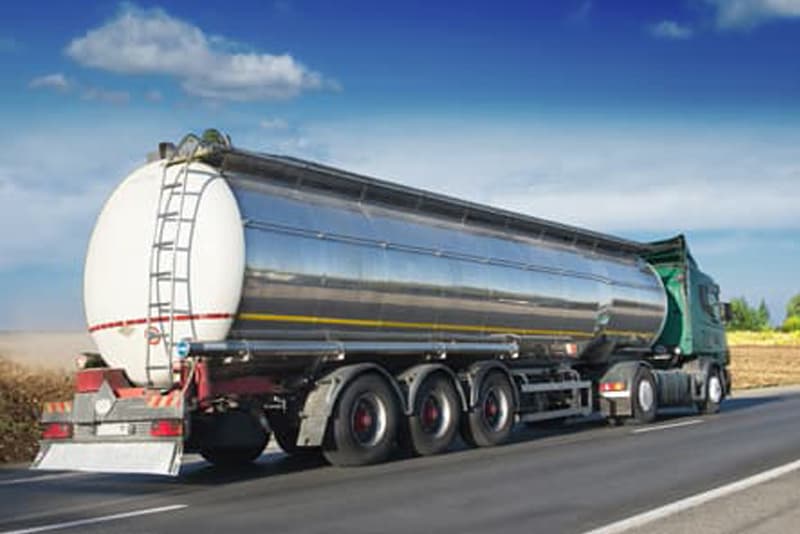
[
  {"x1": 781, "y1": 293, "x2": 800, "y2": 332},
  {"x1": 728, "y1": 297, "x2": 770, "y2": 331},
  {"x1": 757, "y1": 299, "x2": 770, "y2": 329},
  {"x1": 786, "y1": 293, "x2": 800, "y2": 320}
]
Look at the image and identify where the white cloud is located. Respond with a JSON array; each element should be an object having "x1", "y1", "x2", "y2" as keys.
[
  {"x1": 705, "y1": 0, "x2": 800, "y2": 29},
  {"x1": 260, "y1": 118, "x2": 288, "y2": 130},
  {"x1": 65, "y1": 5, "x2": 331, "y2": 101},
  {"x1": 649, "y1": 20, "x2": 694, "y2": 40},
  {"x1": 29, "y1": 73, "x2": 71, "y2": 91}
]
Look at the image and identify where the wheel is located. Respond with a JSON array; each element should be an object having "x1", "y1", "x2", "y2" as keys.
[
  {"x1": 198, "y1": 409, "x2": 270, "y2": 467},
  {"x1": 323, "y1": 373, "x2": 399, "y2": 467},
  {"x1": 631, "y1": 367, "x2": 657, "y2": 425},
  {"x1": 407, "y1": 373, "x2": 460, "y2": 456},
  {"x1": 697, "y1": 368, "x2": 724, "y2": 414},
  {"x1": 460, "y1": 371, "x2": 515, "y2": 447},
  {"x1": 268, "y1": 413, "x2": 319, "y2": 456}
]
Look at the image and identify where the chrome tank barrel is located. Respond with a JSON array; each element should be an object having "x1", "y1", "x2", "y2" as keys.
[{"x1": 223, "y1": 162, "x2": 667, "y2": 357}]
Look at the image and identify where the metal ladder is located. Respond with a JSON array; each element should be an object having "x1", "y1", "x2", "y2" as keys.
[{"x1": 144, "y1": 135, "x2": 205, "y2": 387}]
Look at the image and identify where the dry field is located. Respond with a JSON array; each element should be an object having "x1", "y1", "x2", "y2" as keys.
[
  {"x1": 0, "y1": 331, "x2": 95, "y2": 370},
  {"x1": 0, "y1": 357, "x2": 73, "y2": 463},
  {"x1": 729, "y1": 345, "x2": 800, "y2": 390}
]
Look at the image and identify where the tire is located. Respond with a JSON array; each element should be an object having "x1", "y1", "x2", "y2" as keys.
[
  {"x1": 268, "y1": 413, "x2": 319, "y2": 456},
  {"x1": 201, "y1": 443, "x2": 267, "y2": 467},
  {"x1": 323, "y1": 373, "x2": 399, "y2": 467},
  {"x1": 407, "y1": 373, "x2": 460, "y2": 456},
  {"x1": 198, "y1": 410, "x2": 270, "y2": 467},
  {"x1": 631, "y1": 367, "x2": 658, "y2": 425},
  {"x1": 697, "y1": 368, "x2": 724, "y2": 414},
  {"x1": 460, "y1": 371, "x2": 515, "y2": 447}
]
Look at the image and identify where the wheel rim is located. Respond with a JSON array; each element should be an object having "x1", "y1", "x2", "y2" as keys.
[
  {"x1": 420, "y1": 392, "x2": 452, "y2": 438},
  {"x1": 708, "y1": 375, "x2": 723, "y2": 404},
  {"x1": 638, "y1": 379, "x2": 654, "y2": 412},
  {"x1": 482, "y1": 386, "x2": 510, "y2": 432},
  {"x1": 350, "y1": 392, "x2": 388, "y2": 447}
]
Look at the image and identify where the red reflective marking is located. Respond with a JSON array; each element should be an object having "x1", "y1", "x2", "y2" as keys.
[
  {"x1": 150, "y1": 419, "x2": 183, "y2": 437},
  {"x1": 88, "y1": 313, "x2": 233, "y2": 333},
  {"x1": 42, "y1": 423, "x2": 73, "y2": 440}
]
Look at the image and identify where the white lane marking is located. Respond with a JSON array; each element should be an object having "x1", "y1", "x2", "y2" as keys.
[
  {"x1": 584, "y1": 457, "x2": 800, "y2": 534},
  {"x1": 0, "y1": 504, "x2": 188, "y2": 534},
  {"x1": 0, "y1": 473, "x2": 85, "y2": 486},
  {"x1": 631, "y1": 419, "x2": 703, "y2": 434}
]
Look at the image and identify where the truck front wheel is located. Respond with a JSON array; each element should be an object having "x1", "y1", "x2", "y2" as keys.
[
  {"x1": 697, "y1": 369, "x2": 724, "y2": 414},
  {"x1": 323, "y1": 373, "x2": 399, "y2": 466},
  {"x1": 631, "y1": 367, "x2": 657, "y2": 425}
]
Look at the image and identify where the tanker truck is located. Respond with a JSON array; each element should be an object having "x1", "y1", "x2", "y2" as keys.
[{"x1": 33, "y1": 132, "x2": 731, "y2": 475}]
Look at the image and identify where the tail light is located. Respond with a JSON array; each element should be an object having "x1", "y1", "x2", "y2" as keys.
[
  {"x1": 599, "y1": 381, "x2": 627, "y2": 393},
  {"x1": 150, "y1": 419, "x2": 183, "y2": 437},
  {"x1": 42, "y1": 423, "x2": 73, "y2": 440}
]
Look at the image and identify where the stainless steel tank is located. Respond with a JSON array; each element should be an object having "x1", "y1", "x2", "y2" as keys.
[{"x1": 225, "y1": 152, "x2": 667, "y2": 353}]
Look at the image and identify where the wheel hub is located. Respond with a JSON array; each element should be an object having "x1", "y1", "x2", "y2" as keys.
[
  {"x1": 483, "y1": 390, "x2": 507, "y2": 431},
  {"x1": 350, "y1": 393, "x2": 387, "y2": 447}
]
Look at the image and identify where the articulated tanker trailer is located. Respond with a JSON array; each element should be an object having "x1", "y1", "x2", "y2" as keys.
[{"x1": 34, "y1": 132, "x2": 731, "y2": 475}]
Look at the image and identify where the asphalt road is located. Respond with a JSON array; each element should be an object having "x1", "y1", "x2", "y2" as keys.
[{"x1": 1, "y1": 386, "x2": 799, "y2": 534}]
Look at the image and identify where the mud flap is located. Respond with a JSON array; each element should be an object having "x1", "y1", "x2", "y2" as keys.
[{"x1": 32, "y1": 440, "x2": 183, "y2": 476}]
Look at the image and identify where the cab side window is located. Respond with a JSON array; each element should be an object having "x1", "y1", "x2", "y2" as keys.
[{"x1": 699, "y1": 284, "x2": 721, "y2": 323}]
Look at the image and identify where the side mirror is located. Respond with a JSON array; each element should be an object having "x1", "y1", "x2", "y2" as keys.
[{"x1": 720, "y1": 302, "x2": 732, "y2": 324}]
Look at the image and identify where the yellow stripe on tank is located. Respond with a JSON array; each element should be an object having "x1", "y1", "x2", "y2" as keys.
[{"x1": 237, "y1": 312, "x2": 650, "y2": 339}]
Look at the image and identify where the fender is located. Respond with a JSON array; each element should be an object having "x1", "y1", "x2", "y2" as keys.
[
  {"x1": 681, "y1": 356, "x2": 723, "y2": 402},
  {"x1": 397, "y1": 364, "x2": 468, "y2": 415},
  {"x1": 598, "y1": 360, "x2": 653, "y2": 417},
  {"x1": 296, "y1": 363, "x2": 405, "y2": 448},
  {"x1": 463, "y1": 361, "x2": 519, "y2": 411}
]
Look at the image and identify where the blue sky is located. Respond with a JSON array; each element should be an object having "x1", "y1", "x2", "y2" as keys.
[{"x1": 0, "y1": 0, "x2": 799, "y2": 329}]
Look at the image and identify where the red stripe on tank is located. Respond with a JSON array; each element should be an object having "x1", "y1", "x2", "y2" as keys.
[{"x1": 88, "y1": 313, "x2": 234, "y2": 333}]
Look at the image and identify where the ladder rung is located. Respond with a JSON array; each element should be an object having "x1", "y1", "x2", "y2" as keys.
[
  {"x1": 155, "y1": 277, "x2": 189, "y2": 283},
  {"x1": 152, "y1": 243, "x2": 190, "y2": 252},
  {"x1": 162, "y1": 183, "x2": 183, "y2": 190},
  {"x1": 171, "y1": 191, "x2": 201, "y2": 197},
  {"x1": 150, "y1": 271, "x2": 172, "y2": 278},
  {"x1": 158, "y1": 211, "x2": 180, "y2": 219},
  {"x1": 149, "y1": 302, "x2": 171, "y2": 308},
  {"x1": 147, "y1": 365, "x2": 171, "y2": 370}
]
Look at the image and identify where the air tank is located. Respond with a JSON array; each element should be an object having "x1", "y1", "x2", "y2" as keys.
[{"x1": 84, "y1": 139, "x2": 667, "y2": 387}]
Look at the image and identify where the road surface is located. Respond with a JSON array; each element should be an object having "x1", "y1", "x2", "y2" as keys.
[{"x1": 1, "y1": 386, "x2": 799, "y2": 534}]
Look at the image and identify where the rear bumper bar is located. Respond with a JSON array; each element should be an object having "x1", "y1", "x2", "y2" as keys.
[
  {"x1": 33, "y1": 377, "x2": 186, "y2": 476},
  {"x1": 33, "y1": 440, "x2": 182, "y2": 476}
]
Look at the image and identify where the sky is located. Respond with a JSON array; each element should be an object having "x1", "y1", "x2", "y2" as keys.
[{"x1": 0, "y1": 0, "x2": 798, "y2": 330}]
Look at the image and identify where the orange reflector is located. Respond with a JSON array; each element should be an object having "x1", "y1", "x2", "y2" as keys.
[
  {"x1": 42, "y1": 423, "x2": 73, "y2": 440},
  {"x1": 150, "y1": 419, "x2": 183, "y2": 437},
  {"x1": 599, "y1": 381, "x2": 627, "y2": 392}
]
